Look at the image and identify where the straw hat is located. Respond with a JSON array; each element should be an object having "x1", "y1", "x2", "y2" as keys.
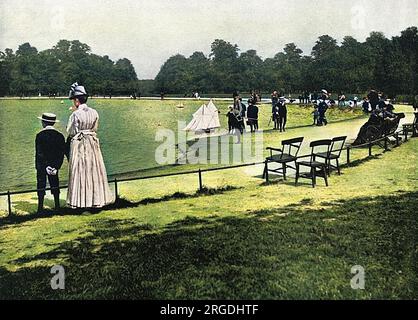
[{"x1": 37, "y1": 113, "x2": 60, "y2": 123}]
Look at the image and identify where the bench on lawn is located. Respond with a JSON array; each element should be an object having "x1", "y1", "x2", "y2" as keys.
[{"x1": 403, "y1": 112, "x2": 418, "y2": 138}]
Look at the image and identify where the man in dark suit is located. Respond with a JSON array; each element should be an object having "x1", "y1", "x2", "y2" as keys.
[{"x1": 35, "y1": 113, "x2": 66, "y2": 213}]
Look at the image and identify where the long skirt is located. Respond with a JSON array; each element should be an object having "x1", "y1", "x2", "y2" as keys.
[{"x1": 67, "y1": 132, "x2": 114, "y2": 208}]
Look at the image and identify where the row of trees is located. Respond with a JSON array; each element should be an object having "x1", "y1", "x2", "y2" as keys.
[
  {"x1": 155, "y1": 27, "x2": 418, "y2": 98},
  {"x1": 0, "y1": 40, "x2": 138, "y2": 97},
  {"x1": 1, "y1": 27, "x2": 417, "y2": 98}
]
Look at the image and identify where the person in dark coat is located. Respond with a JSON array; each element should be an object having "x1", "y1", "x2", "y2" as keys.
[
  {"x1": 35, "y1": 113, "x2": 66, "y2": 213},
  {"x1": 277, "y1": 97, "x2": 288, "y2": 132},
  {"x1": 312, "y1": 105, "x2": 319, "y2": 125},
  {"x1": 226, "y1": 106, "x2": 235, "y2": 134},
  {"x1": 239, "y1": 98, "x2": 247, "y2": 118},
  {"x1": 247, "y1": 99, "x2": 259, "y2": 132},
  {"x1": 272, "y1": 103, "x2": 279, "y2": 130},
  {"x1": 228, "y1": 105, "x2": 243, "y2": 143},
  {"x1": 271, "y1": 91, "x2": 279, "y2": 108},
  {"x1": 362, "y1": 97, "x2": 370, "y2": 113},
  {"x1": 367, "y1": 90, "x2": 379, "y2": 111},
  {"x1": 317, "y1": 96, "x2": 329, "y2": 126},
  {"x1": 378, "y1": 98, "x2": 387, "y2": 110}
]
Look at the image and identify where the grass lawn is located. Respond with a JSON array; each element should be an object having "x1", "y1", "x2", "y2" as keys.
[{"x1": 0, "y1": 128, "x2": 417, "y2": 299}]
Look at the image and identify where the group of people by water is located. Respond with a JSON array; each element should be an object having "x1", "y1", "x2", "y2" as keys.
[
  {"x1": 35, "y1": 83, "x2": 113, "y2": 213},
  {"x1": 226, "y1": 96, "x2": 259, "y2": 143},
  {"x1": 226, "y1": 89, "x2": 332, "y2": 140},
  {"x1": 360, "y1": 90, "x2": 394, "y2": 114}
]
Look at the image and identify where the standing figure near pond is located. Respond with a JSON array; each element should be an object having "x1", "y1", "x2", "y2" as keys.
[
  {"x1": 317, "y1": 94, "x2": 329, "y2": 126},
  {"x1": 247, "y1": 99, "x2": 259, "y2": 132},
  {"x1": 35, "y1": 113, "x2": 66, "y2": 213},
  {"x1": 66, "y1": 83, "x2": 114, "y2": 209},
  {"x1": 277, "y1": 97, "x2": 288, "y2": 132}
]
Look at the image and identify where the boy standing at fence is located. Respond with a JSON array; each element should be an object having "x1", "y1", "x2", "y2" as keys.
[{"x1": 35, "y1": 113, "x2": 66, "y2": 213}]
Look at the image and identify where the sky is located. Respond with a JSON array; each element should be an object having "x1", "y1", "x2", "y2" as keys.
[{"x1": 1, "y1": 0, "x2": 418, "y2": 79}]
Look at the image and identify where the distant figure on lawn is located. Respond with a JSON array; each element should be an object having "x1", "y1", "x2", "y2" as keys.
[
  {"x1": 271, "y1": 91, "x2": 279, "y2": 130},
  {"x1": 312, "y1": 105, "x2": 319, "y2": 125},
  {"x1": 35, "y1": 113, "x2": 66, "y2": 213},
  {"x1": 353, "y1": 96, "x2": 358, "y2": 108},
  {"x1": 226, "y1": 106, "x2": 235, "y2": 134},
  {"x1": 271, "y1": 91, "x2": 279, "y2": 109},
  {"x1": 247, "y1": 99, "x2": 259, "y2": 132},
  {"x1": 277, "y1": 96, "x2": 288, "y2": 132},
  {"x1": 239, "y1": 97, "x2": 247, "y2": 119},
  {"x1": 66, "y1": 83, "x2": 114, "y2": 209},
  {"x1": 338, "y1": 93, "x2": 346, "y2": 108},
  {"x1": 367, "y1": 89, "x2": 379, "y2": 111},
  {"x1": 362, "y1": 97, "x2": 370, "y2": 113},
  {"x1": 317, "y1": 93, "x2": 329, "y2": 126},
  {"x1": 227, "y1": 105, "x2": 244, "y2": 143}
]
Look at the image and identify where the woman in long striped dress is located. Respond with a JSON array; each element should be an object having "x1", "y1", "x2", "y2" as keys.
[{"x1": 66, "y1": 83, "x2": 114, "y2": 208}]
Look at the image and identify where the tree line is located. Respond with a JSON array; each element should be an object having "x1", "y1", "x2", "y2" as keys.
[
  {"x1": 155, "y1": 27, "x2": 418, "y2": 99},
  {"x1": 1, "y1": 27, "x2": 417, "y2": 99},
  {"x1": 0, "y1": 40, "x2": 138, "y2": 97}
]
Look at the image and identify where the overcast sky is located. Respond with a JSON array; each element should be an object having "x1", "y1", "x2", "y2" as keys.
[{"x1": 1, "y1": 0, "x2": 417, "y2": 79}]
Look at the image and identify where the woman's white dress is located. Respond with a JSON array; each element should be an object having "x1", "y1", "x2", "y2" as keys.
[{"x1": 66, "y1": 104, "x2": 113, "y2": 208}]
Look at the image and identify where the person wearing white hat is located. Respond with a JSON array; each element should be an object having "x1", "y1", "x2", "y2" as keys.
[
  {"x1": 35, "y1": 113, "x2": 66, "y2": 213},
  {"x1": 66, "y1": 82, "x2": 114, "y2": 208}
]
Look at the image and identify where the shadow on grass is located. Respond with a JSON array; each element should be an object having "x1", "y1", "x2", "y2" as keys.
[
  {"x1": 340, "y1": 154, "x2": 382, "y2": 170},
  {"x1": 0, "y1": 186, "x2": 240, "y2": 226},
  {"x1": 0, "y1": 191, "x2": 416, "y2": 300}
]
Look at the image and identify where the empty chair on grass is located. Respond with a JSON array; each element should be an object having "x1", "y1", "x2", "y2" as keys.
[
  {"x1": 314, "y1": 136, "x2": 347, "y2": 176},
  {"x1": 295, "y1": 139, "x2": 331, "y2": 188},
  {"x1": 263, "y1": 137, "x2": 304, "y2": 182}
]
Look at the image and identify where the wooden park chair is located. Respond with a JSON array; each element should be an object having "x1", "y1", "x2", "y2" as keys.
[
  {"x1": 314, "y1": 136, "x2": 347, "y2": 176},
  {"x1": 295, "y1": 139, "x2": 331, "y2": 188},
  {"x1": 263, "y1": 137, "x2": 304, "y2": 182},
  {"x1": 403, "y1": 112, "x2": 418, "y2": 138}
]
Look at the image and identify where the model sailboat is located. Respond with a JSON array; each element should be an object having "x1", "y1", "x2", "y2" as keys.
[{"x1": 183, "y1": 99, "x2": 221, "y2": 134}]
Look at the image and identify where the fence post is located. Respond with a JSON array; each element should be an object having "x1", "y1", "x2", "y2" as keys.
[
  {"x1": 198, "y1": 169, "x2": 203, "y2": 191},
  {"x1": 395, "y1": 133, "x2": 400, "y2": 147},
  {"x1": 114, "y1": 179, "x2": 119, "y2": 200},
  {"x1": 384, "y1": 137, "x2": 388, "y2": 151},
  {"x1": 404, "y1": 128, "x2": 408, "y2": 142},
  {"x1": 368, "y1": 143, "x2": 372, "y2": 157},
  {"x1": 265, "y1": 160, "x2": 269, "y2": 183},
  {"x1": 7, "y1": 191, "x2": 12, "y2": 217},
  {"x1": 346, "y1": 147, "x2": 350, "y2": 166}
]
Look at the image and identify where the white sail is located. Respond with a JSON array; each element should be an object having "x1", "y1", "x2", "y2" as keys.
[{"x1": 184, "y1": 99, "x2": 220, "y2": 132}]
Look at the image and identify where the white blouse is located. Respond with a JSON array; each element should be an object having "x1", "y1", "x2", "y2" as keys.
[{"x1": 67, "y1": 104, "x2": 99, "y2": 137}]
